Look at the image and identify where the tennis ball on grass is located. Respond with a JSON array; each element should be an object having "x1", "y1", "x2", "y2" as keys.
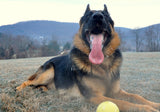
[{"x1": 96, "y1": 101, "x2": 119, "y2": 112}]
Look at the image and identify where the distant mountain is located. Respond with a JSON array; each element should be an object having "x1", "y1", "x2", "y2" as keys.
[
  {"x1": 0, "y1": 20, "x2": 160, "y2": 51},
  {"x1": 0, "y1": 20, "x2": 79, "y2": 43}
]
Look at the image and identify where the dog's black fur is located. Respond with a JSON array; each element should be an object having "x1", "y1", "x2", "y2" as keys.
[{"x1": 17, "y1": 4, "x2": 160, "y2": 112}]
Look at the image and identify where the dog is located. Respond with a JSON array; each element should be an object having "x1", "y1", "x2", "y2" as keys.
[{"x1": 16, "y1": 4, "x2": 160, "y2": 112}]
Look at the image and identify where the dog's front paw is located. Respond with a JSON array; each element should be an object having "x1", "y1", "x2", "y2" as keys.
[
  {"x1": 140, "y1": 105, "x2": 159, "y2": 112},
  {"x1": 151, "y1": 103, "x2": 160, "y2": 111}
]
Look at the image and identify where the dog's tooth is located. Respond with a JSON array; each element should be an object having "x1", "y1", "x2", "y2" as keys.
[
  {"x1": 90, "y1": 36, "x2": 94, "y2": 42},
  {"x1": 101, "y1": 45, "x2": 104, "y2": 49},
  {"x1": 90, "y1": 44, "x2": 92, "y2": 49},
  {"x1": 102, "y1": 36, "x2": 105, "y2": 42}
]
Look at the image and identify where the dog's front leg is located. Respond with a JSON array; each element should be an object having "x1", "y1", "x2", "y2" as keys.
[
  {"x1": 114, "y1": 89, "x2": 160, "y2": 111},
  {"x1": 90, "y1": 93, "x2": 159, "y2": 112}
]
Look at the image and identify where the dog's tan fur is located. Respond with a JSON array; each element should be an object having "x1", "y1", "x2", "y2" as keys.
[{"x1": 16, "y1": 5, "x2": 160, "y2": 112}]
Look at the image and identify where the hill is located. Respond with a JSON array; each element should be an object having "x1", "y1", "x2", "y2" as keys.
[
  {"x1": 0, "y1": 20, "x2": 79, "y2": 43},
  {"x1": 0, "y1": 20, "x2": 160, "y2": 51}
]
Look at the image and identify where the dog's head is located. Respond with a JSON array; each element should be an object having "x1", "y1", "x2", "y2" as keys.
[{"x1": 79, "y1": 4, "x2": 114, "y2": 64}]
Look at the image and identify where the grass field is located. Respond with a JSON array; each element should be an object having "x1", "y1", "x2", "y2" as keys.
[{"x1": 0, "y1": 52, "x2": 160, "y2": 112}]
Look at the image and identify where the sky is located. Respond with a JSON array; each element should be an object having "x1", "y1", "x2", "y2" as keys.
[{"x1": 0, "y1": 0, "x2": 160, "y2": 28}]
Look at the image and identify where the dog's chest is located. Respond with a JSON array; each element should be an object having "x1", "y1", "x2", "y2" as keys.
[{"x1": 77, "y1": 71, "x2": 114, "y2": 96}]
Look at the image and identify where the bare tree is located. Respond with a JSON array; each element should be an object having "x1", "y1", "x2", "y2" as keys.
[
  {"x1": 133, "y1": 28, "x2": 143, "y2": 52},
  {"x1": 145, "y1": 26, "x2": 160, "y2": 52},
  {"x1": 154, "y1": 25, "x2": 160, "y2": 51},
  {"x1": 0, "y1": 33, "x2": 39, "y2": 59}
]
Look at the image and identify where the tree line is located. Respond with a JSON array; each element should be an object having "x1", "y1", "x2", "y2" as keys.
[
  {"x1": 117, "y1": 25, "x2": 160, "y2": 52},
  {"x1": 0, "y1": 33, "x2": 71, "y2": 59},
  {"x1": 0, "y1": 25, "x2": 160, "y2": 59}
]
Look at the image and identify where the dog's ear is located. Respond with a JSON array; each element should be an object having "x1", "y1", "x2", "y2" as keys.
[
  {"x1": 104, "y1": 4, "x2": 114, "y2": 27},
  {"x1": 104, "y1": 4, "x2": 109, "y2": 14},
  {"x1": 84, "y1": 4, "x2": 90, "y2": 15},
  {"x1": 80, "y1": 4, "x2": 90, "y2": 25}
]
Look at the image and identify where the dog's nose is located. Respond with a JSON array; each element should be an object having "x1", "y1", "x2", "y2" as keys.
[{"x1": 92, "y1": 12, "x2": 104, "y2": 20}]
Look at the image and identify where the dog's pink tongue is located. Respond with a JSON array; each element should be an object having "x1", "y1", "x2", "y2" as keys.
[{"x1": 89, "y1": 34, "x2": 104, "y2": 64}]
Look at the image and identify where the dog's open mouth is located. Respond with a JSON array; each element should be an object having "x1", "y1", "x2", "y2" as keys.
[{"x1": 86, "y1": 30, "x2": 108, "y2": 65}]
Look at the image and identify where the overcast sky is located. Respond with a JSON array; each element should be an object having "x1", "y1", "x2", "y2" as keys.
[{"x1": 0, "y1": 0, "x2": 160, "y2": 28}]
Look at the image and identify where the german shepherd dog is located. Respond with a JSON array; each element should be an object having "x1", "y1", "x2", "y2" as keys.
[{"x1": 17, "y1": 4, "x2": 160, "y2": 112}]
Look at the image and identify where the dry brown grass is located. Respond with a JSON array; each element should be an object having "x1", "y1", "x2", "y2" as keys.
[{"x1": 0, "y1": 52, "x2": 160, "y2": 112}]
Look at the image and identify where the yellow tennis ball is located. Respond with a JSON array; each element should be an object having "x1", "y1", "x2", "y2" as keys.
[{"x1": 96, "y1": 101, "x2": 119, "y2": 112}]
